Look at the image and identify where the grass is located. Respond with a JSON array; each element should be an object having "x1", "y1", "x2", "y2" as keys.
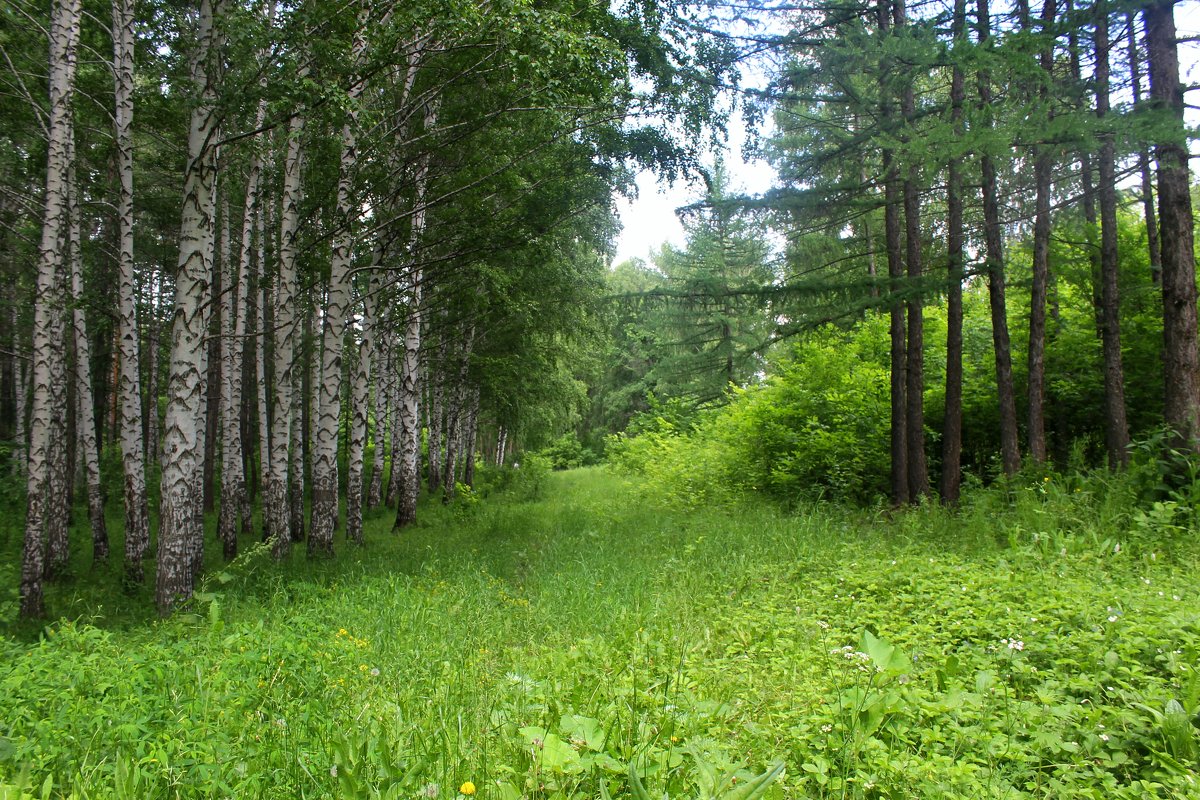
[{"x1": 1, "y1": 466, "x2": 1199, "y2": 798}]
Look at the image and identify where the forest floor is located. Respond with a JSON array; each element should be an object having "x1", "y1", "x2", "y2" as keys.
[{"x1": 2, "y1": 467, "x2": 1199, "y2": 798}]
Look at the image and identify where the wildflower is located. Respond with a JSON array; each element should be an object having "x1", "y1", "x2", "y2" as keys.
[
  {"x1": 1107, "y1": 615, "x2": 1119, "y2": 623},
  {"x1": 330, "y1": 766, "x2": 338, "y2": 778},
  {"x1": 460, "y1": 782, "x2": 476, "y2": 796},
  {"x1": 370, "y1": 668, "x2": 380, "y2": 677},
  {"x1": 821, "y1": 724, "x2": 833, "y2": 733},
  {"x1": 1008, "y1": 640, "x2": 1024, "y2": 651},
  {"x1": 816, "y1": 620, "x2": 830, "y2": 630},
  {"x1": 1099, "y1": 733, "x2": 1110, "y2": 742},
  {"x1": 338, "y1": 628, "x2": 347, "y2": 637}
]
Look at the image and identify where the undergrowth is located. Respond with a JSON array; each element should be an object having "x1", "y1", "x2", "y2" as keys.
[{"x1": 1, "y1": 468, "x2": 1199, "y2": 798}]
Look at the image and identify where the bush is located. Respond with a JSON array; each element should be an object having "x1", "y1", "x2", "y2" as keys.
[
  {"x1": 538, "y1": 433, "x2": 598, "y2": 471},
  {"x1": 608, "y1": 322, "x2": 891, "y2": 505}
]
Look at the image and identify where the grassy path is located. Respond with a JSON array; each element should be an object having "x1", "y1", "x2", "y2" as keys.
[{"x1": 2, "y1": 468, "x2": 1199, "y2": 798}]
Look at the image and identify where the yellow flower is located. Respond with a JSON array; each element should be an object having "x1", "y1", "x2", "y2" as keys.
[{"x1": 459, "y1": 782, "x2": 476, "y2": 796}]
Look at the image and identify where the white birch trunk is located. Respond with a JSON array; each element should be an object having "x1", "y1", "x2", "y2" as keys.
[
  {"x1": 146, "y1": 278, "x2": 160, "y2": 467},
  {"x1": 12, "y1": 308, "x2": 27, "y2": 477},
  {"x1": 255, "y1": 189, "x2": 271, "y2": 533},
  {"x1": 393, "y1": 101, "x2": 438, "y2": 527},
  {"x1": 218, "y1": 140, "x2": 259, "y2": 559},
  {"x1": 267, "y1": 109, "x2": 305, "y2": 557},
  {"x1": 311, "y1": 11, "x2": 368, "y2": 554},
  {"x1": 21, "y1": 0, "x2": 81, "y2": 617},
  {"x1": 462, "y1": 385, "x2": 479, "y2": 488},
  {"x1": 68, "y1": 161, "x2": 108, "y2": 562},
  {"x1": 367, "y1": 311, "x2": 388, "y2": 508},
  {"x1": 113, "y1": 0, "x2": 149, "y2": 585},
  {"x1": 346, "y1": 292, "x2": 371, "y2": 545},
  {"x1": 156, "y1": 0, "x2": 219, "y2": 614}
]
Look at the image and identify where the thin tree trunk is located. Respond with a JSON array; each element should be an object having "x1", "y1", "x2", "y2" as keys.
[
  {"x1": 68, "y1": 159, "x2": 108, "y2": 562},
  {"x1": 895, "y1": 0, "x2": 927, "y2": 500},
  {"x1": 427, "y1": 330, "x2": 446, "y2": 493},
  {"x1": 267, "y1": 106, "x2": 305, "y2": 557},
  {"x1": 21, "y1": 0, "x2": 81, "y2": 617},
  {"x1": 203, "y1": 196, "x2": 224, "y2": 515},
  {"x1": 255, "y1": 189, "x2": 272, "y2": 535},
  {"x1": 1127, "y1": 11, "x2": 1160, "y2": 283},
  {"x1": 877, "y1": 0, "x2": 907, "y2": 505},
  {"x1": 977, "y1": 0, "x2": 1021, "y2": 476},
  {"x1": 1144, "y1": 0, "x2": 1200, "y2": 447},
  {"x1": 1026, "y1": 0, "x2": 1055, "y2": 465},
  {"x1": 346, "y1": 291, "x2": 372, "y2": 546},
  {"x1": 113, "y1": 0, "x2": 148, "y2": 585},
  {"x1": 1094, "y1": 2, "x2": 1129, "y2": 468},
  {"x1": 394, "y1": 100, "x2": 439, "y2": 528},
  {"x1": 311, "y1": 11, "x2": 368, "y2": 554},
  {"x1": 442, "y1": 326, "x2": 474, "y2": 503},
  {"x1": 146, "y1": 278, "x2": 160, "y2": 466},
  {"x1": 219, "y1": 132, "x2": 261, "y2": 558},
  {"x1": 462, "y1": 385, "x2": 479, "y2": 488},
  {"x1": 941, "y1": 0, "x2": 967, "y2": 504},
  {"x1": 367, "y1": 320, "x2": 388, "y2": 508},
  {"x1": 156, "y1": 0, "x2": 219, "y2": 615},
  {"x1": 12, "y1": 307, "x2": 27, "y2": 477}
]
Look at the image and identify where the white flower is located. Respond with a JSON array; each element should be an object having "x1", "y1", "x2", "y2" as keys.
[
  {"x1": 1099, "y1": 734, "x2": 1110, "y2": 742},
  {"x1": 1108, "y1": 615, "x2": 1119, "y2": 623},
  {"x1": 1007, "y1": 639, "x2": 1025, "y2": 651},
  {"x1": 821, "y1": 724, "x2": 833, "y2": 733},
  {"x1": 330, "y1": 765, "x2": 338, "y2": 778}
]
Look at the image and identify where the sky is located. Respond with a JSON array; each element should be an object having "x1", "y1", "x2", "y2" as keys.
[{"x1": 612, "y1": 3, "x2": 1200, "y2": 267}]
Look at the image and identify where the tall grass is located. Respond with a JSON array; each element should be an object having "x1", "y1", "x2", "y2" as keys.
[{"x1": 1, "y1": 467, "x2": 1198, "y2": 798}]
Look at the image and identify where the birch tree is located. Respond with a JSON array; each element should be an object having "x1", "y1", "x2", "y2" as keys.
[
  {"x1": 156, "y1": 0, "x2": 221, "y2": 613},
  {"x1": 310, "y1": 6, "x2": 369, "y2": 554},
  {"x1": 113, "y1": 0, "x2": 149, "y2": 585},
  {"x1": 20, "y1": 0, "x2": 81, "y2": 617}
]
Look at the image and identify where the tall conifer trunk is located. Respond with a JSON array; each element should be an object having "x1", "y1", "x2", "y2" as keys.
[
  {"x1": 878, "y1": 0, "x2": 908, "y2": 505},
  {"x1": 1144, "y1": 0, "x2": 1200, "y2": 447},
  {"x1": 941, "y1": 0, "x2": 967, "y2": 504},
  {"x1": 1026, "y1": 0, "x2": 1056, "y2": 464},
  {"x1": 1126, "y1": 12, "x2": 1160, "y2": 282},
  {"x1": 1095, "y1": 1, "x2": 1129, "y2": 468},
  {"x1": 895, "y1": 0, "x2": 927, "y2": 500},
  {"x1": 976, "y1": 0, "x2": 1021, "y2": 476}
]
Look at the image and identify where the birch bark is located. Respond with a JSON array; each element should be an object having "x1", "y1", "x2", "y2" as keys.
[
  {"x1": 68, "y1": 160, "x2": 108, "y2": 562},
  {"x1": 394, "y1": 99, "x2": 439, "y2": 527},
  {"x1": 310, "y1": 10, "x2": 368, "y2": 554},
  {"x1": 21, "y1": 0, "x2": 82, "y2": 617},
  {"x1": 346, "y1": 290, "x2": 372, "y2": 545},
  {"x1": 156, "y1": 0, "x2": 220, "y2": 614},
  {"x1": 113, "y1": 0, "x2": 149, "y2": 584},
  {"x1": 267, "y1": 108, "x2": 306, "y2": 557},
  {"x1": 219, "y1": 108, "x2": 264, "y2": 557}
]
